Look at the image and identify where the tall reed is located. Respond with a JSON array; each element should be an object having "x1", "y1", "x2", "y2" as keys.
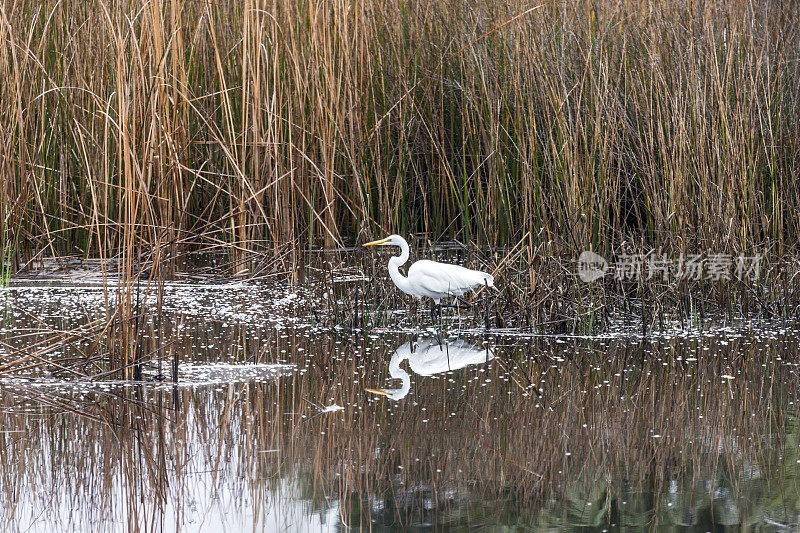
[{"x1": 0, "y1": 0, "x2": 797, "y2": 266}]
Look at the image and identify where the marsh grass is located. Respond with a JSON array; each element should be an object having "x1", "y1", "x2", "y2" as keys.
[
  {"x1": 2, "y1": 0, "x2": 800, "y2": 371},
  {"x1": 1, "y1": 0, "x2": 798, "y2": 263}
]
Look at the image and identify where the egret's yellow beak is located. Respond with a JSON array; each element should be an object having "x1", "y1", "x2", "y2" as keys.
[
  {"x1": 364, "y1": 388, "x2": 390, "y2": 396},
  {"x1": 363, "y1": 237, "x2": 390, "y2": 247}
]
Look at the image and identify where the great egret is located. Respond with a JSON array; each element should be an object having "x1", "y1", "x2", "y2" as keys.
[
  {"x1": 365, "y1": 337, "x2": 495, "y2": 400},
  {"x1": 363, "y1": 235, "x2": 495, "y2": 310}
]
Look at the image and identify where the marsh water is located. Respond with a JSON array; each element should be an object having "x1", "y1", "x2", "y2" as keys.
[{"x1": 2, "y1": 271, "x2": 800, "y2": 531}]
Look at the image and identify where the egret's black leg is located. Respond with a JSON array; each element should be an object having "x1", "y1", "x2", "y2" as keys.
[
  {"x1": 484, "y1": 292, "x2": 490, "y2": 330},
  {"x1": 484, "y1": 279, "x2": 491, "y2": 330},
  {"x1": 440, "y1": 299, "x2": 470, "y2": 311}
]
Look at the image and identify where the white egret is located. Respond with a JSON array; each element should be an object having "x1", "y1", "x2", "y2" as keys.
[
  {"x1": 365, "y1": 337, "x2": 495, "y2": 400},
  {"x1": 363, "y1": 235, "x2": 495, "y2": 311}
]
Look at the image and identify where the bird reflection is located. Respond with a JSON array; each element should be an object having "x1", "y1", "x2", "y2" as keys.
[{"x1": 366, "y1": 337, "x2": 494, "y2": 400}]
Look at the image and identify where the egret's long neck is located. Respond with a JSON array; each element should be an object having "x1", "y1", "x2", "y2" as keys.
[{"x1": 387, "y1": 239, "x2": 413, "y2": 295}]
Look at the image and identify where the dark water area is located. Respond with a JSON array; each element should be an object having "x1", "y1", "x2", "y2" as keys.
[{"x1": 1, "y1": 275, "x2": 800, "y2": 531}]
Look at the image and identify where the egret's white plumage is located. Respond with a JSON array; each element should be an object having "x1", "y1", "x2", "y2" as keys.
[
  {"x1": 363, "y1": 234, "x2": 495, "y2": 304},
  {"x1": 365, "y1": 338, "x2": 495, "y2": 400}
]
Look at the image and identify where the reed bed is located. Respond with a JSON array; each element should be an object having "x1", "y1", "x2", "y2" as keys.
[
  {"x1": 2, "y1": 2, "x2": 799, "y2": 522},
  {"x1": 2, "y1": 0, "x2": 800, "y2": 372},
  {"x1": 1, "y1": 0, "x2": 799, "y2": 266}
]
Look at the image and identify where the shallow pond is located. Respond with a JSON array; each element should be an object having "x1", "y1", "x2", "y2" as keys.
[{"x1": 1, "y1": 275, "x2": 800, "y2": 531}]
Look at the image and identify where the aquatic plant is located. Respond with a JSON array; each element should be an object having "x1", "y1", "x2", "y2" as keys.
[{"x1": 0, "y1": 0, "x2": 798, "y2": 264}]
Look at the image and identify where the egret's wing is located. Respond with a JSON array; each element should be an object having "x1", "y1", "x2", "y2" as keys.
[
  {"x1": 408, "y1": 261, "x2": 470, "y2": 296},
  {"x1": 408, "y1": 260, "x2": 490, "y2": 296}
]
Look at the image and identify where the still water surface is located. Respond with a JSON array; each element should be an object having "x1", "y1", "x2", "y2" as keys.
[{"x1": 1, "y1": 276, "x2": 799, "y2": 531}]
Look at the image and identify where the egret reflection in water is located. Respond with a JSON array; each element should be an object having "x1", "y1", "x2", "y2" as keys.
[{"x1": 366, "y1": 337, "x2": 494, "y2": 400}]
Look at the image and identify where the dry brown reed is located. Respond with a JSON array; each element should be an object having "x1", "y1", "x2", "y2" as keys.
[
  {"x1": 1, "y1": 0, "x2": 798, "y2": 265},
  {"x1": 1, "y1": 0, "x2": 799, "y2": 373}
]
